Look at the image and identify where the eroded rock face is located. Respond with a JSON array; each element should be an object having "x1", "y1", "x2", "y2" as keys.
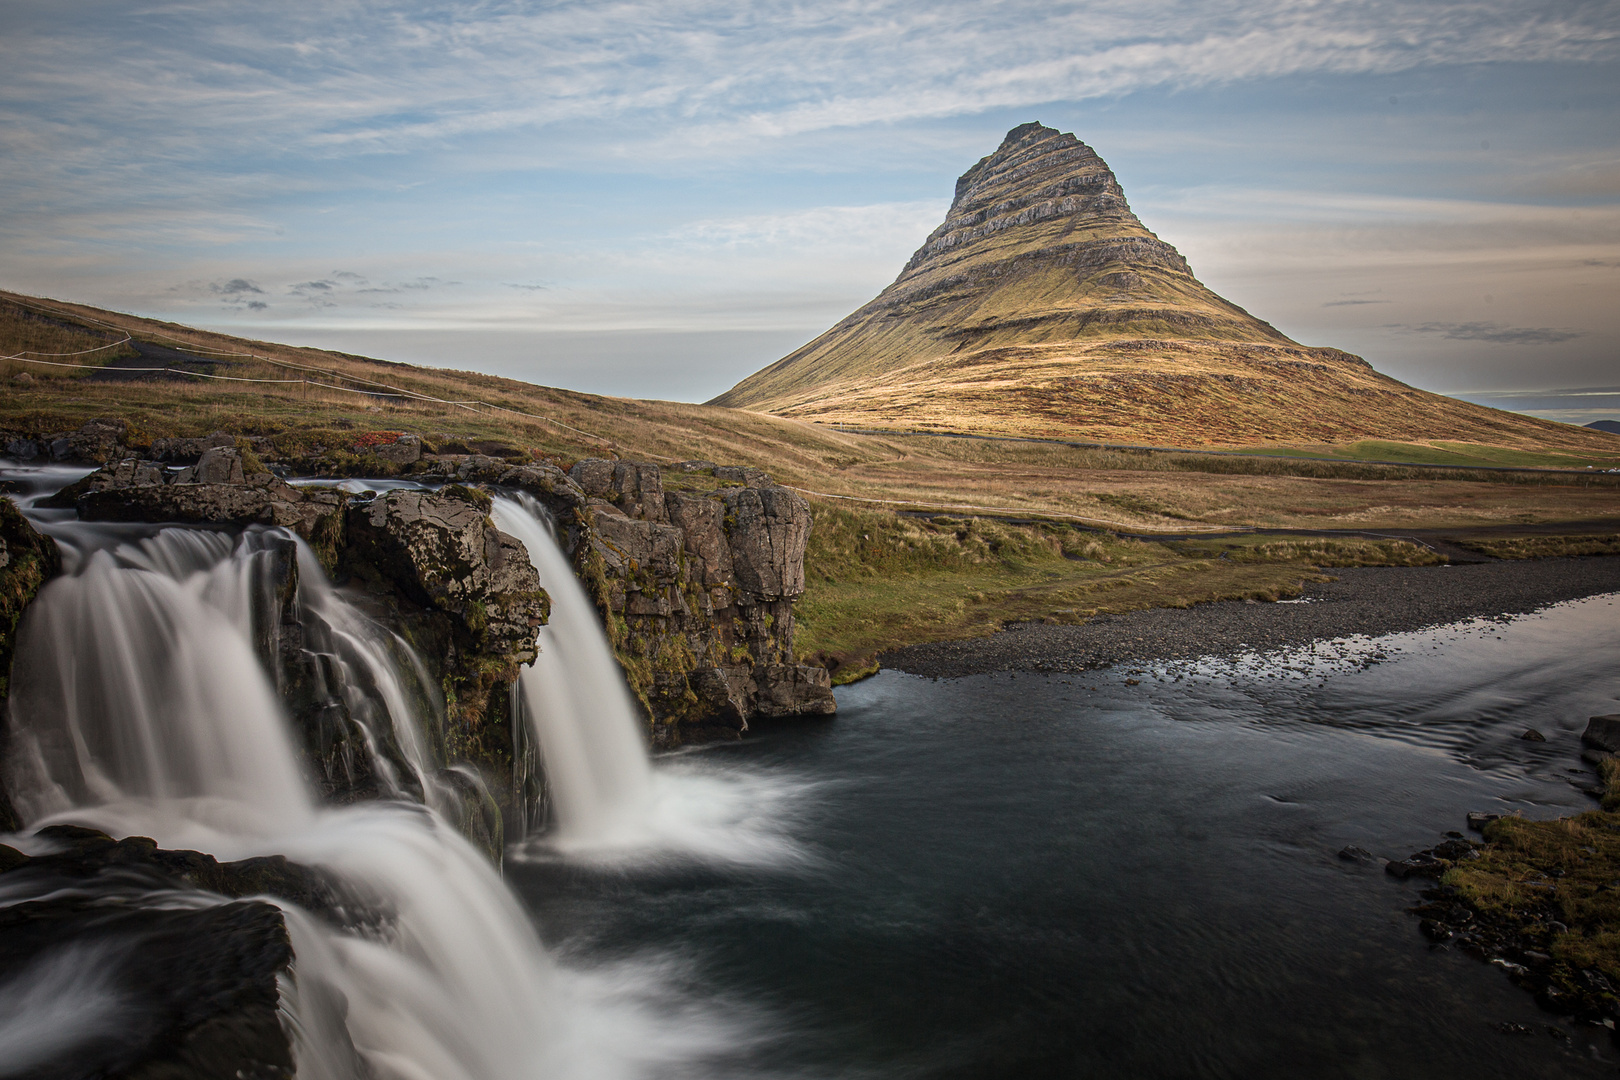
[
  {"x1": 0, "y1": 501, "x2": 62, "y2": 831},
  {"x1": 74, "y1": 471, "x2": 347, "y2": 539},
  {"x1": 722, "y1": 485, "x2": 810, "y2": 600},
  {"x1": 31, "y1": 458, "x2": 554, "y2": 831},
  {"x1": 343, "y1": 487, "x2": 547, "y2": 664},
  {"x1": 436, "y1": 455, "x2": 835, "y2": 744}
]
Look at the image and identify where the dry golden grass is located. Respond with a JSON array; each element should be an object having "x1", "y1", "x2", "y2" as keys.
[
  {"x1": 3, "y1": 288, "x2": 1618, "y2": 543},
  {"x1": 1454, "y1": 534, "x2": 1620, "y2": 559},
  {"x1": 723, "y1": 339, "x2": 1620, "y2": 453},
  {"x1": 710, "y1": 125, "x2": 1618, "y2": 455},
  {"x1": 0, "y1": 297, "x2": 137, "y2": 372}
]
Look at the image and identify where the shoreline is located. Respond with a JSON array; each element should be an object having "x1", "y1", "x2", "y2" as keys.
[{"x1": 880, "y1": 556, "x2": 1620, "y2": 678}]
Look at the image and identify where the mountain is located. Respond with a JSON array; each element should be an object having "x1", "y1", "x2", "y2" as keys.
[
  {"x1": 712, "y1": 123, "x2": 1604, "y2": 451},
  {"x1": 1586, "y1": 420, "x2": 1620, "y2": 435}
]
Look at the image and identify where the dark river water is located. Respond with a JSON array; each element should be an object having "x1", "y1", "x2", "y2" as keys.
[{"x1": 513, "y1": 593, "x2": 1620, "y2": 1079}]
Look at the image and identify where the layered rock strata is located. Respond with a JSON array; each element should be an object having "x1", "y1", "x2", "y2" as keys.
[
  {"x1": 426, "y1": 455, "x2": 835, "y2": 743},
  {"x1": 708, "y1": 122, "x2": 1596, "y2": 450}
]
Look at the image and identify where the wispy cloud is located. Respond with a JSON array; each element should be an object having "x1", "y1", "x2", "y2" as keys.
[{"x1": 1392, "y1": 321, "x2": 1587, "y2": 345}]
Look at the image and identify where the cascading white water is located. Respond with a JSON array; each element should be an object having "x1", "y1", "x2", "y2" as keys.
[
  {"x1": 0, "y1": 517, "x2": 705, "y2": 1079},
  {"x1": 490, "y1": 496, "x2": 654, "y2": 847},
  {"x1": 4, "y1": 536, "x2": 313, "y2": 845},
  {"x1": 1, "y1": 479, "x2": 808, "y2": 1077},
  {"x1": 492, "y1": 495, "x2": 814, "y2": 866}
]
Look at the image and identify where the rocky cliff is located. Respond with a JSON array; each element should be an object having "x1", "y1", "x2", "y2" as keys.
[
  {"x1": 426, "y1": 455, "x2": 834, "y2": 745},
  {"x1": 5, "y1": 430, "x2": 832, "y2": 840},
  {"x1": 709, "y1": 122, "x2": 1587, "y2": 449}
]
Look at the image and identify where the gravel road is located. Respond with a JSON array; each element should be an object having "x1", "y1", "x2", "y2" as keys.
[{"x1": 881, "y1": 557, "x2": 1620, "y2": 677}]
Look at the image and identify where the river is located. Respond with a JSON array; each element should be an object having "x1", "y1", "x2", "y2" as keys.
[{"x1": 515, "y1": 594, "x2": 1620, "y2": 1078}]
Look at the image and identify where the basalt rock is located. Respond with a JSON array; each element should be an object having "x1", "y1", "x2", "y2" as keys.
[
  {"x1": 0, "y1": 500, "x2": 62, "y2": 832},
  {"x1": 75, "y1": 470, "x2": 347, "y2": 540},
  {"x1": 0, "y1": 825, "x2": 380, "y2": 1080},
  {"x1": 342, "y1": 487, "x2": 547, "y2": 666},
  {"x1": 424, "y1": 455, "x2": 834, "y2": 744},
  {"x1": 41, "y1": 417, "x2": 130, "y2": 464}
]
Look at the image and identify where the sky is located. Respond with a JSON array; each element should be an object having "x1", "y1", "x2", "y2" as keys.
[{"x1": 1, "y1": 1, "x2": 1617, "y2": 424}]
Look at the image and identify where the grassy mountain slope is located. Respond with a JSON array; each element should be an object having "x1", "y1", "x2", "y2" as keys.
[
  {"x1": 4, "y1": 288, "x2": 1618, "y2": 671},
  {"x1": 711, "y1": 123, "x2": 1611, "y2": 454}
]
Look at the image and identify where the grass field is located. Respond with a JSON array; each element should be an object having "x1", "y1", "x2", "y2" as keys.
[
  {"x1": 793, "y1": 503, "x2": 1444, "y2": 676},
  {"x1": 1234, "y1": 439, "x2": 1620, "y2": 471}
]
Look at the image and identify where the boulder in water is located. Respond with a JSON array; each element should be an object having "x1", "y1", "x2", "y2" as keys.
[
  {"x1": 1583, "y1": 715, "x2": 1620, "y2": 753},
  {"x1": 0, "y1": 825, "x2": 383, "y2": 1079}
]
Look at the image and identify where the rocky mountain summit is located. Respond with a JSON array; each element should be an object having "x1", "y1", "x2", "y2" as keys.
[{"x1": 712, "y1": 122, "x2": 1587, "y2": 449}]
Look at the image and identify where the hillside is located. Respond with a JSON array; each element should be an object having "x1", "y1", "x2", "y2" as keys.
[
  {"x1": 4, "y1": 286, "x2": 1618, "y2": 672},
  {"x1": 711, "y1": 123, "x2": 1611, "y2": 454},
  {"x1": 3, "y1": 287, "x2": 1617, "y2": 536}
]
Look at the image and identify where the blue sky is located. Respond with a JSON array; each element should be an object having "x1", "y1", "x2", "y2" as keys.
[{"x1": 2, "y1": 1, "x2": 1616, "y2": 422}]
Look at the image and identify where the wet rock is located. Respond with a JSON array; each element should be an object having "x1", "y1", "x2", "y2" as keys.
[
  {"x1": 78, "y1": 473, "x2": 346, "y2": 537},
  {"x1": 1433, "y1": 839, "x2": 1478, "y2": 861},
  {"x1": 174, "y1": 445, "x2": 248, "y2": 485},
  {"x1": 45, "y1": 417, "x2": 128, "y2": 463},
  {"x1": 343, "y1": 487, "x2": 548, "y2": 664},
  {"x1": 1338, "y1": 844, "x2": 1379, "y2": 864},
  {"x1": 5, "y1": 436, "x2": 41, "y2": 460},
  {"x1": 1521, "y1": 728, "x2": 1547, "y2": 742},
  {"x1": 151, "y1": 430, "x2": 237, "y2": 462},
  {"x1": 753, "y1": 662, "x2": 837, "y2": 717},
  {"x1": 1387, "y1": 852, "x2": 1448, "y2": 879},
  {"x1": 0, "y1": 825, "x2": 386, "y2": 1080},
  {"x1": 1468, "y1": 811, "x2": 1505, "y2": 831},
  {"x1": 4, "y1": 824, "x2": 377, "y2": 925},
  {"x1": 432, "y1": 766, "x2": 505, "y2": 865},
  {"x1": 1584, "y1": 715, "x2": 1620, "y2": 753},
  {"x1": 38, "y1": 455, "x2": 167, "y2": 507},
  {"x1": 0, "y1": 500, "x2": 62, "y2": 831}
]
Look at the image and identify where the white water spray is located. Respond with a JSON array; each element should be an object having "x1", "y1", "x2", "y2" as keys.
[
  {"x1": 493, "y1": 495, "x2": 814, "y2": 866},
  {"x1": 0, "y1": 517, "x2": 749, "y2": 1077},
  {"x1": 491, "y1": 496, "x2": 653, "y2": 847}
]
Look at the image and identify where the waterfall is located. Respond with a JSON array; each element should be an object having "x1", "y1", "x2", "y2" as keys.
[
  {"x1": 490, "y1": 495, "x2": 653, "y2": 849},
  {"x1": 4, "y1": 532, "x2": 313, "y2": 845},
  {"x1": 491, "y1": 495, "x2": 811, "y2": 868},
  {"x1": 1, "y1": 477, "x2": 805, "y2": 1076},
  {"x1": 0, "y1": 515, "x2": 681, "y2": 1078}
]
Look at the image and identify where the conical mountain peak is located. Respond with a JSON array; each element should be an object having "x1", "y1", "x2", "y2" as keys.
[{"x1": 710, "y1": 124, "x2": 1553, "y2": 448}]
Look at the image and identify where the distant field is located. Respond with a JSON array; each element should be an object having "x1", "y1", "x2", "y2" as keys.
[{"x1": 1232, "y1": 439, "x2": 1620, "y2": 471}]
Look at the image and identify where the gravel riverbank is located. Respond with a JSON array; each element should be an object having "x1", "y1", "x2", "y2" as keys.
[{"x1": 881, "y1": 557, "x2": 1620, "y2": 678}]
